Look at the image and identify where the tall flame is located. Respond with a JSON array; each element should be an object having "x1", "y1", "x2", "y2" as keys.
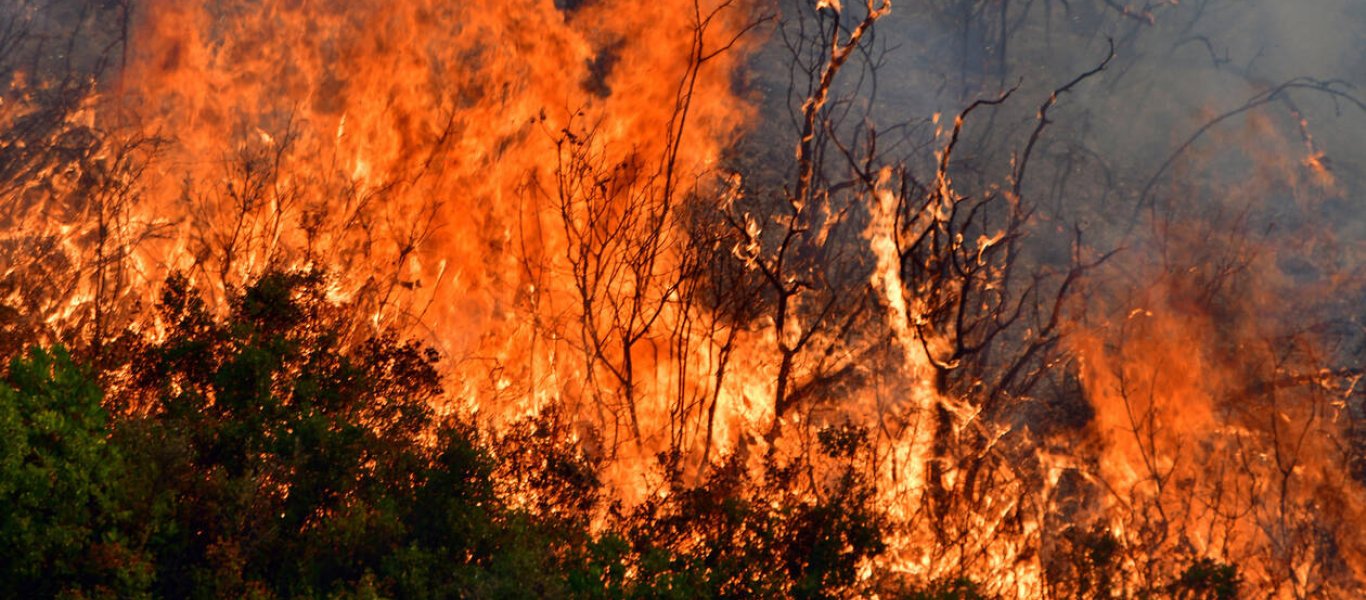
[
  {"x1": 106, "y1": 0, "x2": 761, "y2": 489},
  {"x1": 3, "y1": 0, "x2": 1365, "y2": 596}
]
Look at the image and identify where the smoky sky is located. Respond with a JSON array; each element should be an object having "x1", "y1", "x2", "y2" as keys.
[
  {"x1": 733, "y1": 0, "x2": 1366, "y2": 378},
  {"x1": 748, "y1": 1, "x2": 1365, "y2": 205}
]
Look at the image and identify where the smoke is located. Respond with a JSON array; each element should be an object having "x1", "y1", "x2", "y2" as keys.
[
  {"x1": 728, "y1": 0, "x2": 1366, "y2": 593},
  {"x1": 3, "y1": 0, "x2": 1366, "y2": 595}
]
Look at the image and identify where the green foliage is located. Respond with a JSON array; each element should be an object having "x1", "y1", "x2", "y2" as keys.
[
  {"x1": 108, "y1": 270, "x2": 623, "y2": 597},
  {"x1": 0, "y1": 346, "x2": 153, "y2": 598},
  {"x1": 1, "y1": 270, "x2": 900, "y2": 598},
  {"x1": 115, "y1": 270, "x2": 529, "y2": 597}
]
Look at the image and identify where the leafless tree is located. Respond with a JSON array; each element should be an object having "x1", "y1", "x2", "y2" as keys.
[{"x1": 543, "y1": 1, "x2": 768, "y2": 461}]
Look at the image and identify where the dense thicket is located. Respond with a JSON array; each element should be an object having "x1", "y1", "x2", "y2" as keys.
[{"x1": 0, "y1": 270, "x2": 901, "y2": 599}]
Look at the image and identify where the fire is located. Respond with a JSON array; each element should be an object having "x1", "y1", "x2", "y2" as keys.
[
  {"x1": 115, "y1": 0, "x2": 759, "y2": 452},
  {"x1": 3, "y1": 0, "x2": 1366, "y2": 596},
  {"x1": 1058, "y1": 97, "x2": 1366, "y2": 595},
  {"x1": 1067, "y1": 245, "x2": 1366, "y2": 595}
]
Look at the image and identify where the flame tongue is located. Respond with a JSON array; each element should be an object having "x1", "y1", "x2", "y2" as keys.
[
  {"x1": 6, "y1": 0, "x2": 1365, "y2": 595},
  {"x1": 115, "y1": 0, "x2": 754, "y2": 429}
]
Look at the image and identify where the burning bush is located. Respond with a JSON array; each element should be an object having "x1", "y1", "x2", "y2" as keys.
[{"x1": 2, "y1": 0, "x2": 1365, "y2": 596}]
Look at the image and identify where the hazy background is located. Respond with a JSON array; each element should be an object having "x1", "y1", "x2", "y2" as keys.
[{"x1": 736, "y1": 0, "x2": 1366, "y2": 355}]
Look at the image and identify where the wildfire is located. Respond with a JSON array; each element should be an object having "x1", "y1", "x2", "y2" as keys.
[{"x1": 2, "y1": 0, "x2": 1364, "y2": 596}]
